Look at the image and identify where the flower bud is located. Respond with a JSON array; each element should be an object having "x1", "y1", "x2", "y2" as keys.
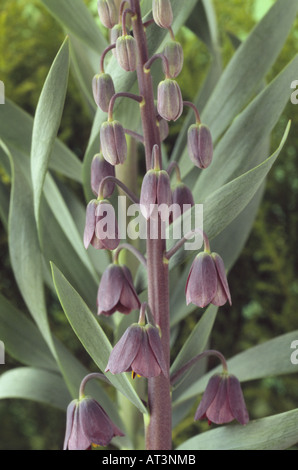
[
  {"x1": 97, "y1": 0, "x2": 118, "y2": 29},
  {"x1": 152, "y1": 0, "x2": 173, "y2": 29},
  {"x1": 171, "y1": 182, "x2": 194, "y2": 222},
  {"x1": 92, "y1": 73, "x2": 115, "y2": 112},
  {"x1": 91, "y1": 153, "x2": 115, "y2": 198},
  {"x1": 110, "y1": 24, "x2": 122, "y2": 55},
  {"x1": 140, "y1": 169, "x2": 172, "y2": 220},
  {"x1": 100, "y1": 120, "x2": 127, "y2": 165},
  {"x1": 158, "y1": 117, "x2": 169, "y2": 141},
  {"x1": 157, "y1": 79, "x2": 183, "y2": 122},
  {"x1": 188, "y1": 123, "x2": 213, "y2": 169},
  {"x1": 84, "y1": 199, "x2": 120, "y2": 251},
  {"x1": 116, "y1": 35, "x2": 138, "y2": 72},
  {"x1": 163, "y1": 41, "x2": 184, "y2": 78}
]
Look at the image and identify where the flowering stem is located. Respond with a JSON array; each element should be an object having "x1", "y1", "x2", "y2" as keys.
[
  {"x1": 124, "y1": 128, "x2": 144, "y2": 144},
  {"x1": 98, "y1": 176, "x2": 139, "y2": 204},
  {"x1": 108, "y1": 92, "x2": 144, "y2": 122},
  {"x1": 113, "y1": 243, "x2": 147, "y2": 268},
  {"x1": 183, "y1": 100, "x2": 201, "y2": 124},
  {"x1": 100, "y1": 44, "x2": 116, "y2": 73},
  {"x1": 166, "y1": 161, "x2": 181, "y2": 182},
  {"x1": 130, "y1": 0, "x2": 172, "y2": 450},
  {"x1": 122, "y1": 8, "x2": 135, "y2": 35},
  {"x1": 170, "y1": 350, "x2": 229, "y2": 386},
  {"x1": 165, "y1": 228, "x2": 211, "y2": 261},
  {"x1": 79, "y1": 373, "x2": 110, "y2": 399},
  {"x1": 144, "y1": 53, "x2": 170, "y2": 79}
]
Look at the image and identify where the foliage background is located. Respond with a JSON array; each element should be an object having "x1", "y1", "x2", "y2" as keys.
[{"x1": 0, "y1": 0, "x2": 297, "y2": 449}]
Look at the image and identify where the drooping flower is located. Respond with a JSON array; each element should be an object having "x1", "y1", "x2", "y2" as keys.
[
  {"x1": 63, "y1": 396, "x2": 124, "y2": 450},
  {"x1": 100, "y1": 120, "x2": 127, "y2": 165},
  {"x1": 140, "y1": 168, "x2": 172, "y2": 220},
  {"x1": 91, "y1": 153, "x2": 115, "y2": 198},
  {"x1": 185, "y1": 251, "x2": 232, "y2": 308},
  {"x1": 157, "y1": 79, "x2": 183, "y2": 122},
  {"x1": 152, "y1": 0, "x2": 173, "y2": 29},
  {"x1": 92, "y1": 73, "x2": 115, "y2": 113},
  {"x1": 83, "y1": 199, "x2": 120, "y2": 251},
  {"x1": 105, "y1": 323, "x2": 168, "y2": 378},
  {"x1": 97, "y1": 264, "x2": 141, "y2": 316},
  {"x1": 195, "y1": 373, "x2": 249, "y2": 425},
  {"x1": 188, "y1": 123, "x2": 213, "y2": 169}
]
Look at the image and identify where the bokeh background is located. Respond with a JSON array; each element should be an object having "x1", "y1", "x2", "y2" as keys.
[{"x1": 0, "y1": 0, "x2": 297, "y2": 449}]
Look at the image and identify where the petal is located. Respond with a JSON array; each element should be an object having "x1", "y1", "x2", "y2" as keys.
[
  {"x1": 83, "y1": 200, "x2": 97, "y2": 249},
  {"x1": 206, "y1": 375, "x2": 235, "y2": 425},
  {"x1": 68, "y1": 402, "x2": 90, "y2": 450},
  {"x1": 186, "y1": 253, "x2": 217, "y2": 307},
  {"x1": 131, "y1": 328, "x2": 161, "y2": 378},
  {"x1": 79, "y1": 398, "x2": 114, "y2": 447},
  {"x1": 194, "y1": 374, "x2": 221, "y2": 421},
  {"x1": 146, "y1": 325, "x2": 168, "y2": 378},
  {"x1": 140, "y1": 171, "x2": 157, "y2": 219},
  {"x1": 97, "y1": 265, "x2": 124, "y2": 313},
  {"x1": 105, "y1": 324, "x2": 142, "y2": 374},
  {"x1": 63, "y1": 400, "x2": 77, "y2": 450},
  {"x1": 119, "y1": 266, "x2": 141, "y2": 311},
  {"x1": 227, "y1": 375, "x2": 249, "y2": 425},
  {"x1": 157, "y1": 170, "x2": 172, "y2": 208},
  {"x1": 212, "y1": 253, "x2": 232, "y2": 306}
]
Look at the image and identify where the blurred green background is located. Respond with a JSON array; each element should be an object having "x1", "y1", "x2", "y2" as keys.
[{"x1": 0, "y1": 0, "x2": 298, "y2": 450}]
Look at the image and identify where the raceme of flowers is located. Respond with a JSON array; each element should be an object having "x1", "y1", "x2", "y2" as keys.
[{"x1": 63, "y1": 0, "x2": 249, "y2": 450}]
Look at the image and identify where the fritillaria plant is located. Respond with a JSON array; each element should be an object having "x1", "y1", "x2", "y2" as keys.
[{"x1": 64, "y1": 0, "x2": 249, "y2": 451}]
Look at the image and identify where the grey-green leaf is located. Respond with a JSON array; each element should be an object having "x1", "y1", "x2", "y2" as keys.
[
  {"x1": 177, "y1": 409, "x2": 298, "y2": 450},
  {"x1": 31, "y1": 37, "x2": 70, "y2": 227}
]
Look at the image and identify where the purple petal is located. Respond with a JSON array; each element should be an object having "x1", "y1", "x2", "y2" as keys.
[
  {"x1": 185, "y1": 253, "x2": 217, "y2": 307},
  {"x1": 228, "y1": 375, "x2": 249, "y2": 425},
  {"x1": 206, "y1": 375, "x2": 234, "y2": 425},
  {"x1": 83, "y1": 200, "x2": 97, "y2": 249},
  {"x1": 105, "y1": 324, "x2": 142, "y2": 374},
  {"x1": 212, "y1": 253, "x2": 232, "y2": 306},
  {"x1": 67, "y1": 401, "x2": 90, "y2": 450},
  {"x1": 63, "y1": 400, "x2": 77, "y2": 450},
  {"x1": 95, "y1": 202, "x2": 120, "y2": 250},
  {"x1": 97, "y1": 265, "x2": 124, "y2": 313},
  {"x1": 79, "y1": 398, "x2": 114, "y2": 447},
  {"x1": 131, "y1": 328, "x2": 161, "y2": 378},
  {"x1": 157, "y1": 170, "x2": 172, "y2": 208},
  {"x1": 146, "y1": 325, "x2": 168, "y2": 378},
  {"x1": 194, "y1": 374, "x2": 221, "y2": 421},
  {"x1": 140, "y1": 171, "x2": 157, "y2": 219},
  {"x1": 120, "y1": 266, "x2": 141, "y2": 310}
]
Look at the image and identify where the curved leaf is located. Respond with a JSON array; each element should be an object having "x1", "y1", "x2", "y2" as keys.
[
  {"x1": 177, "y1": 409, "x2": 298, "y2": 450},
  {"x1": 31, "y1": 37, "x2": 70, "y2": 227}
]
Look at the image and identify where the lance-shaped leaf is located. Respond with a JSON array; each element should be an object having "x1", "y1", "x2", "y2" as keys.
[
  {"x1": 177, "y1": 409, "x2": 298, "y2": 450},
  {"x1": 0, "y1": 99, "x2": 82, "y2": 182},
  {"x1": 51, "y1": 262, "x2": 147, "y2": 415},
  {"x1": 31, "y1": 37, "x2": 70, "y2": 228}
]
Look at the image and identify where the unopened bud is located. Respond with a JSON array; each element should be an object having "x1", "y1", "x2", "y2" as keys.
[
  {"x1": 92, "y1": 73, "x2": 115, "y2": 112},
  {"x1": 157, "y1": 79, "x2": 183, "y2": 122},
  {"x1": 110, "y1": 24, "x2": 122, "y2": 56},
  {"x1": 116, "y1": 35, "x2": 138, "y2": 72},
  {"x1": 152, "y1": 0, "x2": 173, "y2": 29},
  {"x1": 140, "y1": 169, "x2": 172, "y2": 220},
  {"x1": 187, "y1": 123, "x2": 213, "y2": 169},
  {"x1": 91, "y1": 153, "x2": 115, "y2": 198},
  {"x1": 163, "y1": 41, "x2": 184, "y2": 78},
  {"x1": 100, "y1": 120, "x2": 127, "y2": 165},
  {"x1": 97, "y1": 0, "x2": 118, "y2": 29}
]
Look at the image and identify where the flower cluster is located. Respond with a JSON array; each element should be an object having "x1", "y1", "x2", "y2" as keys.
[{"x1": 64, "y1": 0, "x2": 249, "y2": 450}]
